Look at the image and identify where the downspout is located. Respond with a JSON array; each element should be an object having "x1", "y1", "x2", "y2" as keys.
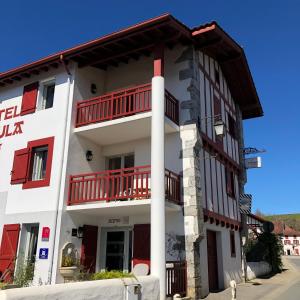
[{"x1": 48, "y1": 54, "x2": 73, "y2": 284}]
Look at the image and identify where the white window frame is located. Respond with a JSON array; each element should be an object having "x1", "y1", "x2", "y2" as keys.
[
  {"x1": 99, "y1": 227, "x2": 132, "y2": 272},
  {"x1": 37, "y1": 78, "x2": 55, "y2": 111}
]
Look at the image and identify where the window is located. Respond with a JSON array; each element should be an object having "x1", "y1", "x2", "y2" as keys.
[
  {"x1": 230, "y1": 231, "x2": 236, "y2": 257},
  {"x1": 11, "y1": 137, "x2": 54, "y2": 189},
  {"x1": 30, "y1": 146, "x2": 48, "y2": 181},
  {"x1": 38, "y1": 81, "x2": 55, "y2": 110},
  {"x1": 226, "y1": 168, "x2": 235, "y2": 198},
  {"x1": 228, "y1": 114, "x2": 237, "y2": 139}
]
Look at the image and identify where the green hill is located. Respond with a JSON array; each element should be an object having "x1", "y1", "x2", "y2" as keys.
[{"x1": 265, "y1": 214, "x2": 300, "y2": 231}]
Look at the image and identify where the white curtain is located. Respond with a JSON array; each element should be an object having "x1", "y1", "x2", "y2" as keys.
[{"x1": 31, "y1": 148, "x2": 47, "y2": 181}]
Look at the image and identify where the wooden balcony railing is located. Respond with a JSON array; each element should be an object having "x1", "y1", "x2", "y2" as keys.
[
  {"x1": 166, "y1": 261, "x2": 187, "y2": 297},
  {"x1": 68, "y1": 165, "x2": 181, "y2": 205},
  {"x1": 75, "y1": 83, "x2": 179, "y2": 127}
]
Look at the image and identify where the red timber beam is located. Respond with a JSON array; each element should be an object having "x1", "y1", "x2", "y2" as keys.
[{"x1": 203, "y1": 208, "x2": 241, "y2": 230}]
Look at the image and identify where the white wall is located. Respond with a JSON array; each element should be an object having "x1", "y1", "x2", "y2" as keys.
[
  {"x1": 0, "y1": 65, "x2": 73, "y2": 284},
  {"x1": 0, "y1": 276, "x2": 159, "y2": 300}
]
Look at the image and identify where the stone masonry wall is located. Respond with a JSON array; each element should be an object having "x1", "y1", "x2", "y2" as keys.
[{"x1": 177, "y1": 46, "x2": 205, "y2": 299}]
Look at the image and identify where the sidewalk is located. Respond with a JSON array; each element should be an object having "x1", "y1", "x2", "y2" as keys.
[{"x1": 204, "y1": 257, "x2": 299, "y2": 300}]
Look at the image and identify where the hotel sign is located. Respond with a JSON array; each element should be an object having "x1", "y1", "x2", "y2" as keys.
[{"x1": 0, "y1": 105, "x2": 25, "y2": 147}]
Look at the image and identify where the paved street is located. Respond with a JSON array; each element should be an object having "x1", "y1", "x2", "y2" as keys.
[{"x1": 205, "y1": 256, "x2": 300, "y2": 300}]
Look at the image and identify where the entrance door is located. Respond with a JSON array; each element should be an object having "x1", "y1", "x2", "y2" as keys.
[
  {"x1": 81, "y1": 225, "x2": 98, "y2": 273},
  {"x1": 100, "y1": 228, "x2": 132, "y2": 272},
  {"x1": 0, "y1": 224, "x2": 20, "y2": 282},
  {"x1": 207, "y1": 230, "x2": 219, "y2": 291}
]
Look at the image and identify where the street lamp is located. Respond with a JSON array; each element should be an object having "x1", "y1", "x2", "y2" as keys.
[
  {"x1": 198, "y1": 115, "x2": 226, "y2": 137},
  {"x1": 214, "y1": 119, "x2": 225, "y2": 137}
]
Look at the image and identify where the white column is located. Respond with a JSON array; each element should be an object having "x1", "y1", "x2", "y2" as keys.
[{"x1": 151, "y1": 75, "x2": 166, "y2": 300}]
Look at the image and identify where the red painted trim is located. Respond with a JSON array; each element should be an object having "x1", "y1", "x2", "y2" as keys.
[
  {"x1": 153, "y1": 45, "x2": 164, "y2": 77},
  {"x1": 22, "y1": 137, "x2": 54, "y2": 189},
  {"x1": 201, "y1": 133, "x2": 240, "y2": 171},
  {"x1": 203, "y1": 208, "x2": 241, "y2": 229},
  {"x1": 75, "y1": 83, "x2": 179, "y2": 127}
]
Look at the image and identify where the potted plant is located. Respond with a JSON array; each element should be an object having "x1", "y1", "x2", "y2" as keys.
[{"x1": 59, "y1": 244, "x2": 79, "y2": 282}]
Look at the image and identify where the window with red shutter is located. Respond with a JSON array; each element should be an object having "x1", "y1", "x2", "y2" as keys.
[
  {"x1": 0, "y1": 224, "x2": 20, "y2": 283},
  {"x1": 226, "y1": 168, "x2": 235, "y2": 198},
  {"x1": 11, "y1": 148, "x2": 30, "y2": 184},
  {"x1": 230, "y1": 231, "x2": 236, "y2": 257},
  {"x1": 20, "y1": 82, "x2": 39, "y2": 116},
  {"x1": 10, "y1": 136, "x2": 54, "y2": 188}
]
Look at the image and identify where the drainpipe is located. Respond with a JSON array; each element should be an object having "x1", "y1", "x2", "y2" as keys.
[
  {"x1": 150, "y1": 45, "x2": 166, "y2": 300},
  {"x1": 48, "y1": 55, "x2": 73, "y2": 284}
]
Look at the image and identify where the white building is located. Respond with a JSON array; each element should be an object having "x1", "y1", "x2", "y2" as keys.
[
  {"x1": 0, "y1": 14, "x2": 263, "y2": 299},
  {"x1": 274, "y1": 222, "x2": 300, "y2": 256}
]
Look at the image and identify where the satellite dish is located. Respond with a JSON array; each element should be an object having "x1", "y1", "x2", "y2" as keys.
[{"x1": 263, "y1": 221, "x2": 274, "y2": 233}]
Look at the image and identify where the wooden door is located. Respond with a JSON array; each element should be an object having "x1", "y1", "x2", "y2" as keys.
[
  {"x1": 0, "y1": 224, "x2": 20, "y2": 282},
  {"x1": 207, "y1": 230, "x2": 219, "y2": 291},
  {"x1": 132, "y1": 224, "x2": 150, "y2": 271},
  {"x1": 80, "y1": 225, "x2": 98, "y2": 273}
]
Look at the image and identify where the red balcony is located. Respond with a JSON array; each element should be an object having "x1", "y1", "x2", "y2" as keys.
[
  {"x1": 68, "y1": 165, "x2": 181, "y2": 206},
  {"x1": 75, "y1": 83, "x2": 179, "y2": 127}
]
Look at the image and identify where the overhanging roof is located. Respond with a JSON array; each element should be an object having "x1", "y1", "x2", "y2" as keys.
[{"x1": 0, "y1": 14, "x2": 263, "y2": 119}]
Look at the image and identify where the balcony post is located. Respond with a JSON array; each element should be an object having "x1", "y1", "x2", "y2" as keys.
[{"x1": 151, "y1": 45, "x2": 166, "y2": 300}]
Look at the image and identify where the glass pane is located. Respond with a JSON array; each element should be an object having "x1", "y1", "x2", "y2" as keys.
[
  {"x1": 106, "y1": 231, "x2": 125, "y2": 271},
  {"x1": 31, "y1": 146, "x2": 48, "y2": 181},
  {"x1": 108, "y1": 157, "x2": 122, "y2": 170},
  {"x1": 124, "y1": 154, "x2": 134, "y2": 168},
  {"x1": 45, "y1": 84, "x2": 55, "y2": 109}
]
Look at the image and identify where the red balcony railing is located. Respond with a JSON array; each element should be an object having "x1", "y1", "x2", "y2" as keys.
[
  {"x1": 68, "y1": 165, "x2": 181, "y2": 206},
  {"x1": 75, "y1": 83, "x2": 179, "y2": 127},
  {"x1": 166, "y1": 261, "x2": 187, "y2": 297}
]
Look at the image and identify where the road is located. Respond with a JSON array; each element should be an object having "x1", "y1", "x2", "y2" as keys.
[{"x1": 205, "y1": 256, "x2": 300, "y2": 300}]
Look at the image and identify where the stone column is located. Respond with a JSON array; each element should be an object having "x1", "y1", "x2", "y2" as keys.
[{"x1": 176, "y1": 46, "x2": 205, "y2": 299}]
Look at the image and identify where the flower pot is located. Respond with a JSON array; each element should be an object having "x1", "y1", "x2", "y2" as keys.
[{"x1": 59, "y1": 266, "x2": 79, "y2": 282}]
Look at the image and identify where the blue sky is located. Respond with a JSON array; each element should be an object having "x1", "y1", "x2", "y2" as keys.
[{"x1": 1, "y1": 1, "x2": 298, "y2": 214}]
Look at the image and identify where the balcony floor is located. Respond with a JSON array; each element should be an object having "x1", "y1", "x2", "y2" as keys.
[
  {"x1": 66, "y1": 198, "x2": 181, "y2": 217},
  {"x1": 74, "y1": 112, "x2": 179, "y2": 145}
]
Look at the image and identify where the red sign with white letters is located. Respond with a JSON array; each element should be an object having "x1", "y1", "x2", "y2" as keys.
[{"x1": 42, "y1": 227, "x2": 50, "y2": 241}]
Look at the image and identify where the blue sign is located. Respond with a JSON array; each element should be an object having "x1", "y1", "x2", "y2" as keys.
[{"x1": 39, "y1": 248, "x2": 49, "y2": 259}]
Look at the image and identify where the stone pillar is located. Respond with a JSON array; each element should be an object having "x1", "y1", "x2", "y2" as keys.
[
  {"x1": 151, "y1": 46, "x2": 166, "y2": 300},
  {"x1": 177, "y1": 46, "x2": 205, "y2": 299}
]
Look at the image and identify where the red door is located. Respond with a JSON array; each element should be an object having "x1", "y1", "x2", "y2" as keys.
[
  {"x1": 0, "y1": 224, "x2": 20, "y2": 282},
  {"x1": 80, "y1": 225, "x2": 98, "y2": 273},
  {"x1": 132, "y1": 224, "x2": 150, "y2": 271},
  {"x1": 207, "y1": 230, "x2": 219, "y2": 291}
]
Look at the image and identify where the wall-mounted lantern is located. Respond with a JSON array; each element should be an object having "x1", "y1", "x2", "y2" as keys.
[{"x1": 86, "y1": 150, "x2": 93, "y2": 162}]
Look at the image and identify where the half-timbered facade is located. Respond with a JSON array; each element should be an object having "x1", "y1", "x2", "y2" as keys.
[{"x1": 0, "y1": 14, "x2": 263, "y2": 299}]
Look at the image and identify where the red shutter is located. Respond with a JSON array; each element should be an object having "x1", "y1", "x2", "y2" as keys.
[
  {"x1": 132, "y1": 224, "x2": 150, "y2": 271},
  {"x1": 80, "y1": 225, "x2": 98, "y2": 273},
  {"x1": 0, "y1": 224, "x2": 20, "y2": 283},
  {"x1": 11, "y1": 148, "x2": 30, "y2": 184},
  {"x1": 20, "y1": 82, "x2": 39, "y2": 115}
]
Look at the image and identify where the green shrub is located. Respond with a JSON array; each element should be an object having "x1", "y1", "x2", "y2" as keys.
[
  {"x1": 246, "y1": 232, "x2": 283, "y2": 273},
  {"x1": 13, "y1": 260, "x2": 35, "y2": 287},
  {"x1": 91, "y1": 270, "x2": 133, "y2": 280}
]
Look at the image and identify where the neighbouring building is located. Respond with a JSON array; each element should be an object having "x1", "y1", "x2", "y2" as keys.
[
  {"x1": 273, "y1": 221, "x2": 300, "y2": 256},
  {"x1": 0, "y1": 14, "x2": 263, "y2": 299}
]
